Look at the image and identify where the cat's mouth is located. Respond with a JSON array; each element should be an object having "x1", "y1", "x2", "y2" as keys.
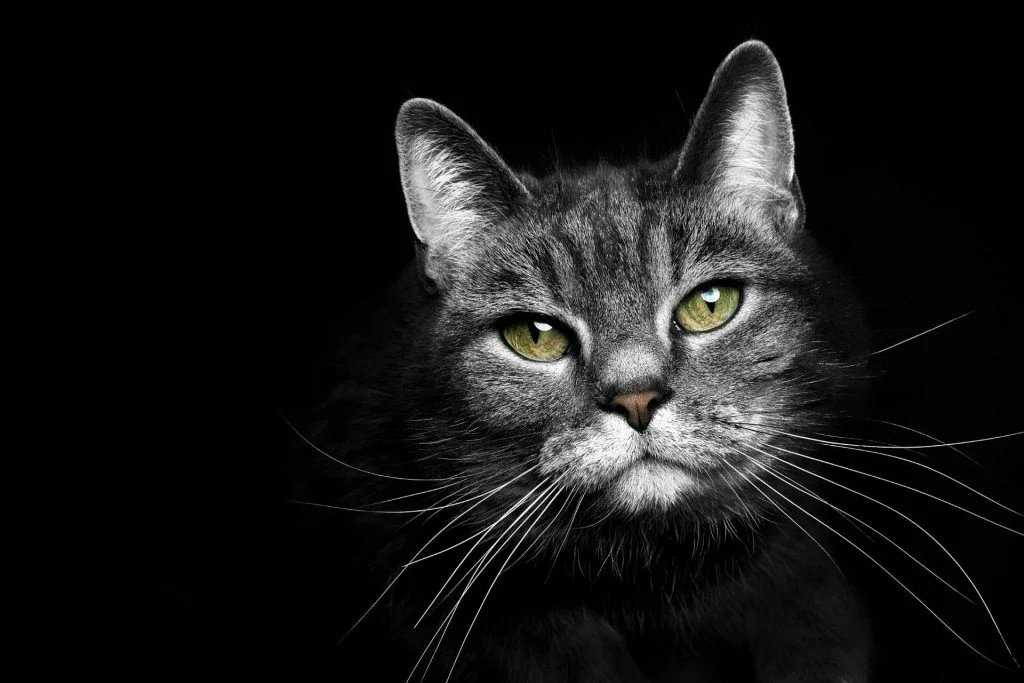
[
  {"x1": 538, "y1": 426, "x2": 746, "y2": 511},
  {"x1": 604, "y1": 450, "x2": 744, "y2": 512},
  {"x1": 634, "y1": 447, "x2": 734, "y2": 474},
  {"x1": 606, "y1": 453, "x2": 700, "y2": 511},
  {"x1": 631, "y1": 449, "x2": 693, "y2": 471}
]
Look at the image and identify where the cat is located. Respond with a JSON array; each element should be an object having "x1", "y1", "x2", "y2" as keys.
[{"x1": 288, "y1": 40, "x2": 1015, "y2": 682}]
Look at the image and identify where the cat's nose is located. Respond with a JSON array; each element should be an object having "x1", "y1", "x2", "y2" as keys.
[{"x1": 609, "y1": 390, "x2": 663, "y2": 433}]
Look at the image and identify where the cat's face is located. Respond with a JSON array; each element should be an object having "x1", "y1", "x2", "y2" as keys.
[{"x1": 396, "y1": 42, "x2": 867, "y2": 524}]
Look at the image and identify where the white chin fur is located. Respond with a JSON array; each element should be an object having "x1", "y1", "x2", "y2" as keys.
[{"x1": 610, "y1": 460, "x2": 697, "y2": 512}]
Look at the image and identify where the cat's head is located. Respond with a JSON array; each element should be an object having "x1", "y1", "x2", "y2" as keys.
[{"x1": 393, "y1": 41, "x2": 867, "y2": 527}]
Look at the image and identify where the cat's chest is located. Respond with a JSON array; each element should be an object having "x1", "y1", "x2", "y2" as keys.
[
  {"x1": 606, "y1": 571, "x2": 754, "y2": 642},
  {"x1": 498, "y1": 553, "x2": 758, "y2": 642}
]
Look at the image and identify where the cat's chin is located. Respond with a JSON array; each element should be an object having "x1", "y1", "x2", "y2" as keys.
[{"x1": 607, "y1": 459, "x2": 700, "y2": 513}]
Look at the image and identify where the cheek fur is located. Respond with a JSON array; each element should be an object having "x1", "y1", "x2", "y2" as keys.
[{"x1": 456, "y1": 333, "x2": 579, "y2": 430}]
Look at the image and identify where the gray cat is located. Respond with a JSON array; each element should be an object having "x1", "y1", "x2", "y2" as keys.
[{"x1": 309, "y1": 40, "x2": 878, "y2": 682}]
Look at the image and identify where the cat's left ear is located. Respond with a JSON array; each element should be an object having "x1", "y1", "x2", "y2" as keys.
[{"x1": 675, "y1": 41, "x2": 802, "y2": 232}]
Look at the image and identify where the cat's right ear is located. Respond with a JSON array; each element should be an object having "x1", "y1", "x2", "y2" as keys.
[{"x1": 395, "y1": 98, "x2": 529, "y2": 291}]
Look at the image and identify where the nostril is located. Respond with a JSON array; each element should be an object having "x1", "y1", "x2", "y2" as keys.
[
  {"x1": 609, "y1": 390, "x2": 663, "y2": 433},
  {"x1": 610, "y1": 401, "x2": 635, "y2": 426}
]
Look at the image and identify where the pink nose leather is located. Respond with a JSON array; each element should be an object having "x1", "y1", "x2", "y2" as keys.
[{"x1": 610, "y1": 390, "x2": 661, "y2": 432}]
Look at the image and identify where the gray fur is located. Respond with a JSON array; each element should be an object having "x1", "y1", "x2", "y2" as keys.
[{"x1": 326, "y1": 40, "x2": 871, "y2": 681}]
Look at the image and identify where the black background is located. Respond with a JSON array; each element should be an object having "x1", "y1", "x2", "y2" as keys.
[{"x1": 37, "y1": 7, "x2": 1023, "y2": 681}]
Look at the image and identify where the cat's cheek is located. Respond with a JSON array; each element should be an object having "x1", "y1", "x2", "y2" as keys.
[{"x1": 455, "y1": 335, "x2": 580, "y2": 426}]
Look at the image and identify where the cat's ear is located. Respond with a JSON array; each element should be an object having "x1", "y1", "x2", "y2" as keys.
[
  {"x1": 396, "y1": 98, "x2": 529, "y2": 289},
  {"x1": 675, "y1": 41, "x2": 802, "y2": 232}
]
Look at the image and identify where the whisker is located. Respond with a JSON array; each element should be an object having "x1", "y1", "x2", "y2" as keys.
[
  {"x1": 867, "y1": 310, "x2": 974, "y2": 356},
  {"x1": 723, "y1": 459, "x2": 843, "y2": 579},
  {"x1": 570, "y1": 499, "x2": 617, "y2": 530},
  {"x1": 730, "y1": 454, "x2": 1012, "y2": 668},
  {"x1": 445, "y1": 482, "x2": 567, "y2": 682},
  {"x1": 436, "y1": 480, "x2": 565, "y2": 609},
  {"x1": 285, "y1": 496, "x2": 479, "y2": 516},
  {"x1": 400, "y1": 485, "x2": 484, "y2": 529},
  {"x1": 403, "y1": 486, "x2": 558, "y2": 568},
  {"x1": 747, "y1": 448, "x2": 975, "y2": 603},
  {"x1": 758, "y1": 446, "x2": 1017, "y2": 663},
  {"x1": 869, "y1": 418, "x2": 984, "y2": 469},
  {"x1": 413, "y1": 477, "x2": 551, "y2": 629},
  {"x1": 281, "y1": 412, "x2": 464, "y2": 483},
  {"x1": 736, "y1": 425, "x2": 1024, "y2": 527},
  {"x1": 546, "y1": 488, "x2": 584, "y2": 583},
  {"x1": 363, "y1": 479, "x2": 474, "y2": 507},
  {"x1": 738, "y1": 422, "x2": 1024, "y2": 451},
  {"x1": 509, "y1": 484, "x2": 576, "y2": 570},
  {"x1": 719, "y1": 471, "x2": 763, "y2": 529},
  {"x1": 413, "y1": 480, "x2": 561, "y2": 682},
  {"x1": 804, "y1": 429, "x2": 937, "y2": 469},
  {"x1": 758, "y1": 441, "x2": 1024, "y2": 537},
  {"x1": 340, "y1": 464, "x2": 540, "y2": 642}
]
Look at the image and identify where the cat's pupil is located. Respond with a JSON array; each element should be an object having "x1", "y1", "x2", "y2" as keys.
[
  {"x1": 700, "y1": 287, "x2": 720, "y2": 314},
  {"x1": 529, "y1": 321, "x2": 552, "y2": 343}
]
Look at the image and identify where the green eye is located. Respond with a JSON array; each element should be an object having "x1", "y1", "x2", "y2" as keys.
[
  {"x1": 674, "y1": 283, "x2": 742, "y2": 333},
  {"x1": 501, "y1": 319, "x2": 571, "y2": 361}
]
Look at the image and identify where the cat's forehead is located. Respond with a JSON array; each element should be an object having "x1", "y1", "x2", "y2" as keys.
[
  {"x1": 528, "y1": 166, "x2": 763, "y2": 251},
  {"x1": 533, "y1": 166, "x2": 659, "y2": 226},
  {"x1": 453, "y1": 167, "x2": 795, "y2": 326},
  {"x1": 525, "y1": 171, "x2": 674, "y2": 319}
]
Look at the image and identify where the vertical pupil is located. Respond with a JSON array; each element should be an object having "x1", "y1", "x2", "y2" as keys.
[
  {"x1": 529, "y1": 321, "x2": 553, "y2": 344},
  {"x1": 700, "y1": 286, "x2": 721, "y2": 314}
]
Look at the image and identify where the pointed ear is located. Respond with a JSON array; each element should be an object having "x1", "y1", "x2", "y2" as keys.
[
  {"x1": 395, "y1": 98, "x2": 529, "y2": 289},
  {"x1": 675, "y1": 41, "x2": 802, "y2": 232}
]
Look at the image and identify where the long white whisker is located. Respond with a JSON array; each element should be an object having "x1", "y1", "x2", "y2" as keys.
[
  {"x1": 869, "y1": 418, "x2": 983, "y2": 468},
  {"x1": 364, "y1": 479, "x2": 474, "y2": 507},
  {"x1": 294, "y1": 470, "x2": 540, "y2": 516},
  {"x1": 759, "y1": 441, "x2": 1023, "y2": 537},
  {"x1": 284, "y1": 494, "x2": 485, "y2": 516},
  {"x1": 760, "y1": 445, "x2": 1019, "y2": 663},
  {"x1": 740, "y1": 423, "x2": 1024, "y2": 451},
  {"x1": 724, "y1": 459, "x2": 843, "y2": 581},
  {"x1": 340, "y1": 464, "x2": 540, "y2": 641},
  {"x1": 508, "y1": 484, "x2": 575, "y2": 570},
  {"x1": 405, "y1": 487, "x2": 562, "y2": 567},
  {"x1": 436, "y1": 479, "x2": 566, "y2": 608},
  {"x1": 413, "y1": 477, "x2": 551, "y2": 629},
  {"x1": 400, "y1": 485, "x2": 483, "y2": 529},
  {"x1": 730, "y1": 455, "x2": 1011, "y2": 668},
  {"x1": 738, "y1": 425, "x2": 1024, "y2": 525},
  {"x1": 414, "y1": 479, "x2": 561, "y2": 682},
  {"x1": 546, "y1": 488, "x2": 584, "y2": 583},
  {"x1": 747, "y1": 448, "x2": 974, "y2": 603},
  {"x1": 868, "y1": 310, "x2": 974, "y2": 356},
  {"x1": 281, "y1": 412, "x2": 464, "y2": 483},
  {"x1": 444, "y1": 482, "x2": 567, "y2": 683}
]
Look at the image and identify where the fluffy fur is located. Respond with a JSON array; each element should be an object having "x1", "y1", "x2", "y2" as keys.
[{"x1": 301, "y1": 41, "x2": 874, "y2": 682}]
